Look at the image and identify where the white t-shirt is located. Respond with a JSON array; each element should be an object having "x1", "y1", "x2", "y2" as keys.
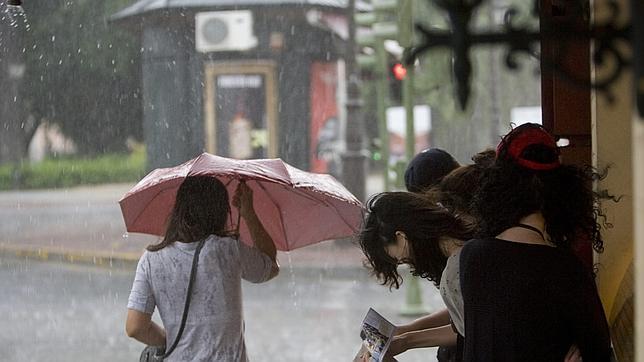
[
  {"x1": 439, "y1": 248, "x2": 465, "y2": 336},
  {"x1": 127, "y1": 234, "x2": 274, "y2": 362}
]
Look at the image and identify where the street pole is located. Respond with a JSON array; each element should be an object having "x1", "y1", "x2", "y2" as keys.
[
  {"x1": 399, "y1": 55, "x2": 428, "y2": 317},
  {"x1": 341, "y1": 0, "x2": 368, "y2": 202},
  {"x1": 404, "y1": 69, "x2": 415, "y2": 160},
  {"x1": 396, "y1": 0, "x2": 427, "y2": 317},
  {"x1": 375, "y1": 40, "x2": 390, "y2": 192}
]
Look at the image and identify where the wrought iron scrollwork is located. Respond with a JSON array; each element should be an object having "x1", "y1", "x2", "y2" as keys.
[{"x1": 405, "y1": 0, "x2": 642, "y2": 118}]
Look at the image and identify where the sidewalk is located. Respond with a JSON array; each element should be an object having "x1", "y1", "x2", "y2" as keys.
[{"x1": 0, "y1": 173, "x2": 385, "y2": 269}]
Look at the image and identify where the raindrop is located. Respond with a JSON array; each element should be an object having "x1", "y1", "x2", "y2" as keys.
[
  {"x1": 51, "y1": 35, "x2": 55, "y2": 42},
  {"x1": 286, "y1": 252, "x2": 298, "y2": 308},
  {"x1": 122, "y1": 233, "x2": 129, "y2": 239}
]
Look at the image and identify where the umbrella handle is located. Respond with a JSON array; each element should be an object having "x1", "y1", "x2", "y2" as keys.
[
  {"x1": 232, "y1": 178, "x2": 247, "y2": 240},
  {"x1": 235, "y1": 210, "x2": 241, "y2": 239}
]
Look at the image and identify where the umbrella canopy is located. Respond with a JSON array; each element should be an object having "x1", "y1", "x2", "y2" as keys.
[{"x1": 119, "y1": 153, "x2": 363, "y2": 251}]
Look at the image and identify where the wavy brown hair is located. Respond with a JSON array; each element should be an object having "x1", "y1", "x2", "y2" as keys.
[
  {"x1": 358, "y1": 192, "x2": 474, "y2": 289},
  {"x1": 433, "y1": 163, "x2": 487, "y2": 218},
  {"x1": 147, "y1": 176, "x2": 233, "y2": 251}
]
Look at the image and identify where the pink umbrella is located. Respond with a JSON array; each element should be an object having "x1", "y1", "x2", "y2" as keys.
[{"x1": 119, "y1": 153, "x2": 363, "y2": 251}]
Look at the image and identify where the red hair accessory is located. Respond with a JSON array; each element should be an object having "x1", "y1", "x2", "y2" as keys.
[{"x1": 496, "y1": 123, "x2": 561, "y2": 171}]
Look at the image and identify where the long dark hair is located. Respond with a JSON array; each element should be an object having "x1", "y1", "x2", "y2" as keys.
[
  {"x1": 358, "y1": 192, "x2": 474, "y2": 289},
  {"x1": 147, "y1": 176, "x2": 232, "y2": 251},
  {"x1": 473, "y1": 124, "x2": 605, "y2": 253}
]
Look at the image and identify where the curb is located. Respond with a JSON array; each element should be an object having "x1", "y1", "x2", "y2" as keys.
[
  {"x1": 0, "y1": 245, "x2": 370, "y2": 276},
  {"x1": 0, "y1": 245, "x2": 141, "y2": 269}
]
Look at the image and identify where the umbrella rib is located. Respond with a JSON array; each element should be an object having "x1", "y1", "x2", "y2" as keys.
[
  {"x1": 254, "y1": 181, "x2": 290, "y2": 250},
  {"x1": 127, "y1": 183, "x2": 176, "y2": 234},
  {"x1": 287, "y1": 185, "x2": 359, "y2": 235},
  {"x1": 323, "y1": 197, "x2": 359, "y2": 233},
  {"x1": 288, "y1": 185, "x2": 359, "y2": 236},
  {"x1": 288, "y1": 186, "x2": 325, "y2": 205}
]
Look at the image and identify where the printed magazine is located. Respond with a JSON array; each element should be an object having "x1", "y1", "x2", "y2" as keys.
[{"x1": 353, "y1": 308, "x2": 398, "y2": 362}]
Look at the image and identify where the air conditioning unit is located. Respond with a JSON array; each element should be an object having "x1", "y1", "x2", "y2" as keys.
[{"x1": 195, "y1": 10, "x2": 258, "y2": 53}]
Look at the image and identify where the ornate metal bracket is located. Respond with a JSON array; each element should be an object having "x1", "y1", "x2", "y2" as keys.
[{"x1": 405, "y1": 0, "x2": 643, "y2": 118}]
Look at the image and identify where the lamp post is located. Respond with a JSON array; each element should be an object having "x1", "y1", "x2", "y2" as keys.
[
  {"x1": 341, "y1": 0, "x2": 368, "y2": 202},
  {"x1": 0, "y1": 0, "x2": 27, "y2": 168}
]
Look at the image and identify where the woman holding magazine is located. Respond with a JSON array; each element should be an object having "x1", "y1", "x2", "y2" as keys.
[
  {"x1": 356, "y1": 188, "x2": 471, "y2": 361},
  {"x1": 357, "y1": 149, "x2": 587, "y2": 361}
]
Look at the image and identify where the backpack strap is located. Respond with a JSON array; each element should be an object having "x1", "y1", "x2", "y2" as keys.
[{"x1": 163, "y1": 238, "x2": 205, "y2": 358}]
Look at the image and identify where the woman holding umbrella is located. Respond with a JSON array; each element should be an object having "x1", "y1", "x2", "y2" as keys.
[{"x1": 125, "y1": 176, "x2": 279, "y2": 361}]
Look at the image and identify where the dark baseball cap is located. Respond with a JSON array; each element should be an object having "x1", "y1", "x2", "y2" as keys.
[{"x1": 404, "y1": 148, "x2": 460, "y2": 192}]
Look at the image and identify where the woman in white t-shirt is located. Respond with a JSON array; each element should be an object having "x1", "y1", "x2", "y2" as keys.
[
  {"x1": 125, "y1": 176, "x2": 279, "y2": 361},
  {"x1": 357, "y1": 191, "x2": 473, "y2": 361}
]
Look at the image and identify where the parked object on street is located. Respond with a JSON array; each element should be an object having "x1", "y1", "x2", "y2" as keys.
[{"x1": 119, "y1": 152, "x2": 363, "y2": 251}]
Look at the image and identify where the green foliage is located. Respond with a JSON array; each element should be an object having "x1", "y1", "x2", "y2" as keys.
[
  {"x1": 0, "y1": 148, "x2": 146, "y2": 190},
  {"x1": 21, "y1": 0, "x2": 142, "y2": 155}
]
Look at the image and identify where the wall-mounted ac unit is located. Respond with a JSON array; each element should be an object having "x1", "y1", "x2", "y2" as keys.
[{"x1": 195, "y1": 10, "x2": 258, "y2": 53}]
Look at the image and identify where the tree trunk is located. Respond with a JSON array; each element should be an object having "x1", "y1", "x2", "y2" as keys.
[{"x1": 0, "y1": 3, "x2": 29, "y2": 165}]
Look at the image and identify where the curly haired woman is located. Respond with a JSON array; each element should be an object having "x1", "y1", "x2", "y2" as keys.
[{"x1": 460, "y1": 123, "x2": 612, "y2": 361}]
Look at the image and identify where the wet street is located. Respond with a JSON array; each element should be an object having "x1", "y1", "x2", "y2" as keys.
[{"x1": 0, "y1": 255, "x2": 443, "y2": 362}]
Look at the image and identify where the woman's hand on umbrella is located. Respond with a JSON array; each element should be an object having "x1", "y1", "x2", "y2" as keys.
[{"x1": 233, "y1": 181, "x2": 255, "y2": 220}]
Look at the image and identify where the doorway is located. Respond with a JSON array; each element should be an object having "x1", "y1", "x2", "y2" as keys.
[{"x1": 204, "y1": 62, "x2": 278, "y2": 159}]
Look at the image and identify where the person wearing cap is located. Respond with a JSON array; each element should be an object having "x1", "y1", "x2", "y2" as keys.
[
  {"x1": 357, "y1": 168, "x2": 486, "y2": 362},
  {"x1": 459, "y1": 123, "x2": 612, "y2": 361},
  {"x1": 363, "y1": 148, "x2": 470, "y2": 362},
  {"x1": 404, "y1": 148, "x2": 460, "y2": 193},
  {"x1": 403, "y1": 148, "x2": 461, "y2": 362}
]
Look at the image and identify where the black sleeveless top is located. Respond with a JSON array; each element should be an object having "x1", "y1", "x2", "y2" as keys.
[{"x1": 459, "y1": 238, "x2": 611, "y2": 362}]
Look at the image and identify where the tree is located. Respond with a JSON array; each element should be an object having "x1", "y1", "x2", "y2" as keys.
[
  {"x1": 0, "y1": 2, "x2": 31, "y2": 165},
  {"x1": 2, "y1": 0, "x2": 143, "y2": 163}
]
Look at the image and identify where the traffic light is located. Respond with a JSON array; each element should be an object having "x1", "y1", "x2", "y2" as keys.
[
  {"x1": 388, "y1": 61, "x2": 406, "y2": 104},
  {"x1": 392, "y1": 62, "x2": 407, "y2": 80}
]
